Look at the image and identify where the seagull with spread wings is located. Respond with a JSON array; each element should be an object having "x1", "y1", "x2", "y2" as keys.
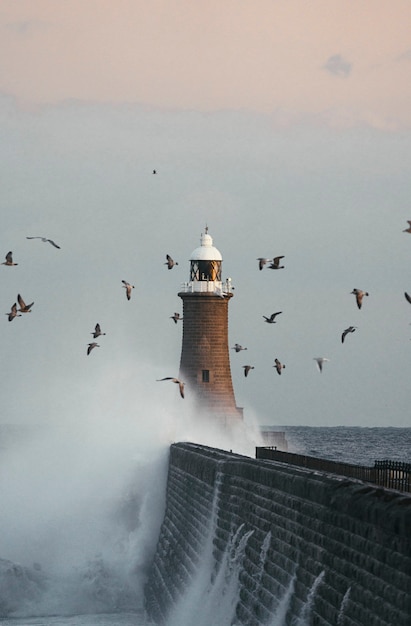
[
  {"x1": 351, "y1": 289, "x2": 369, "y2": 309},
  {"x1": 165, "y1": 254, "x2": 178, "y2": 269},
  {"x1": 2, "y1": 251, "x2": 18, "y2": 266},
  {"x1": 314, "y1": 357, "x2": 330, "y2": 372},
  {"x1": 26, "y1": 236, "x2": 61, "y2": 249},
  {"x1": 6, "y1": 303, "x2": 21, "y2": 322},
  {"x1": 268, "y1": 256, "x2": 285, "y2": 270},
  {"x1": 17, "y1": 294, "x2": 34, "y2": 313},
  {"x1": 156, "y1": 377, "x2": 185, "y2": 398},
  {"x1": 122, "y1": 280, "x2": 135, "y2": 300},
  {"x1": 263, "y1": 312, "x2": 282, "y2": 324},
  {"x1": 91, "y1": 323, "x2": 106, "y2": 338}
]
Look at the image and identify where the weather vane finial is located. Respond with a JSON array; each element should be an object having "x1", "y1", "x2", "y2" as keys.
[{"x1": 205, "y1": 224, "x2": 208, "y2": 234}]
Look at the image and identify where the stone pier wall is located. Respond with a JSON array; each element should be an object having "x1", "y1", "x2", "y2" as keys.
[{"x1": 145, "y1": 443, "x2": 411, "y2": 625}]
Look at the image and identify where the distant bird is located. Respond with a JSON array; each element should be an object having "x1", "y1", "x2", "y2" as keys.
[
  {"x1": 165, "y1": 254, "x2": 178, "y2": 269},
  {"x1": 263, "y1": 312, "x2": 282, "y2": 324},
  {"x1": 152, "y1": 169, "x2": 157, "y2": 175},
  {"x1": 405, "y1": 292, "x2": 411, "y2": 304},
  {"x1": 268, "y1": 256, "x2": 285, "y2": 270},
  {"x1": 257, "y1": 257, "x2": 272, "y2": 271},
  {"x1": 273, "y1": 358, "x2": 285, "y2": 375},
  {"x1": 91, "y1": 323, "x2": 106, "y2": 338},
  {"x1": 87, "y1": 342, "x2": 100, "y2": 355},
  {"x1": 26, "y1": 236, "x2": 60, "y2": 249},
  {"x1": 156, "y1": 377, "x2": 185, "y2": 398},
  {"x1": 122, "y1": 280, "x2": 135, "y2": 300},
  {"x1": 232, "y1": 343, "x2": 247, "y2": 352},
  {"x1": 170, "y1": 312, "x2": 183, "y2": 324},
  {"x1": 341, "y1": 326, "x2": 357, "y2": 343},
  {"x1": 314, "y1": 357, "x2": 330, "y2": 372},
  {"x1": 403, "y1": 220, "x2": 411, "y2": 233},
  {"x1": 17, "y1": 294, "x2": 34, "y2": 313},
  {"x1": 243, "y1": 365, "x2": 255, "y2": 377},
  {"x1": 2, "y1": 251, "x2": 18, "y2": 266},
  {"x1": 5, "y1": 303, "x2": 21, "y2": 322},
  {"x1": 351, "y1": 288, "x2": 369, "y2": 309}
]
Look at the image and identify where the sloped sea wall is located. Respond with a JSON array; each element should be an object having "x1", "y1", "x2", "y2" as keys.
[{"x1": 145, "y1": 443, "x2": 411, "y2": 625}]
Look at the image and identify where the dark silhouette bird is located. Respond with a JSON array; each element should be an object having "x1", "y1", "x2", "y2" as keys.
[
  {"x1": 232, "y1": 343, "x2": 247, "y2": 352},
  {"x1": 263, "y1": 312, "x2": 282, "y2": 324},
  {"x1": 156, "y1": 377, "x2": 185, "y2": 398},
  {"x1": 403, "y1": 220, "x2": 411, "y2": 233},
  {"x1": 87, "y1": 342, "x2": 100, "y2": 355},
  {"x1": 91, "y1": 323, "x2": 106, "y2": 338},
  {"x1": 351, "y1": 288, "x2": 369, "y2": 309},
  {"x1": 152, "y1": 169, "x2": 157, "y2": 175},
  {"x1": 273, "y1": 358, "x2": 285, "y2": 375},
  {"x1": 26, "y1": 236, "x2": 60, "y2": 249},
  {"x1": 268, "y1": 256, "x2": 285, "y2": 270},
  {"x1": 17, "y1": 294, "x2": 34, "y2": 313},
  {"x1": 165, "y1": 254, "x2": 178, "y2": 269},
  {"x1": 6, "y1": 303, "x2": 21, "y2": 322},
  {"x1": 257, "y1": 257, "x2": 272, "y2": 270},
  {"x1": 2, "y1": 251, "x2": 18, "y2": 266},
  {"x1": 341, "y1": 326, "x2": 357, "y2": 343},
  {"x1": 314, "y1": 357, "x2": 329, "y2": 372},
  {"x1": 243, "y1": 365, "x2": 255, "y2": 377},
  {"x1": 122, "y1": 280, "x2": 135, "y2": 300},
  {"x1": 405, "y1": 292, "x2": 411, "y2": 304},
  {"x1": 170, "y1": 312, "x2": 183, "y2": 324}
]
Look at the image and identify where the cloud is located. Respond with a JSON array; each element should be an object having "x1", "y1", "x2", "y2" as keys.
[{"x1": 323, "y1": 54, "x2": 352, "y2": 78}]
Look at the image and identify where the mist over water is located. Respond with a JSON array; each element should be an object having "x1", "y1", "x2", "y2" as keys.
[{"x1": 0, "y1": 360, "x2": 261, "y2": 621}]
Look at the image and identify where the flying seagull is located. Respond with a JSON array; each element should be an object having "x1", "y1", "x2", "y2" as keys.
[
  {"x1": 2, "y1": 251, "x2": 18, "y2": 266},
  {"x1": 232, "y1": 343, "x2": 247, "y2": 352},
  {"x1": 170, "y1": 312, "x2": 183, "y2": 324},
  {"x1": 341, "y1": 326, "x2": 357, "y2": 343},
  {"x1": 257, "y1": 257, "x2": 272, "y2": 271},
  {"x1": 273, "y1": 358, "x2": 285, "y2": 375},
  {"x1": 156, "y1": 377, "x2": 185, "y2": 398},
  {"x1": 243, "y1": 365, "x2": 255, "y2": 377},
  {"x1": 165, "y1": 254, "x2": 178, "y2": 269},
  {"x1": 351, "y1": 289, "x2": 369, "y2": 309},
  {"x1": 5, "y1": 303, "x2": 21, "y2": 322},
  {"x1": 87, "y1": 342, "x2": 100, "y2": 355},
  {"x1": 17, "y1": 294, "x2": 34, "y2": 313},
  {"x1": 268, "y1": 256, "x2": 285, "y2": 270},
  {"x1": 26, "y1": 236, "x2": 61, "y2": 249},
  {"x1": 263, "y1": 312, "x2": 282, "y2": 324},
  {"x1": 122, "y1": 280, "x2": 135, "y2": 300},
  {"x1": 314, "y1": 357, "x2": 330, "y2": 372},
  {"x1": 404, "y1": 292, "x2": 411, "y2": 304},
  {"x1": 91, "y1": 323, "x2": 106, "y2": 338},
  {"x1": 403, "y1": 221, "x2": 411, "y2": 233}
]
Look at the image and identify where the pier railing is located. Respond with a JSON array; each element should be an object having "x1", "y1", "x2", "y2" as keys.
[{"x1": 255, "y1": 448, "x2": 411, "y2": 494}]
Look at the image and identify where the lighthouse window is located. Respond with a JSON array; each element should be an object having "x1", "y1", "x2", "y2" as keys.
[
  {"x1": 190, "y1": 260, "x2": 222, "y2": 282},
  {"x1": 202, "y1": 370, "x2": 210, "y2": 383}
]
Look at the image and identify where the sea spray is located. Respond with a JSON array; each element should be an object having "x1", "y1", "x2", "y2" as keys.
[
  {"x1": 337, "y1": 587, "x2": 351, "y2": 626},
  {"x1": 295, "y1": 570, "x2": 325, "y2": 626},
  {"x1": 266, "y1": 574, "x2": 296, "y2": 626},
  {"x1": 251, "y1": 530, "x2": 272, "y2": 594},
  {"x1": 166, "y1": 471, "x2": 255, "y2": 626}
]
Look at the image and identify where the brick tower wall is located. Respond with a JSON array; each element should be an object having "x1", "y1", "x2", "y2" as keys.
[{"x1": 178, "y1": 291, "x2": 243, "y2": 420}]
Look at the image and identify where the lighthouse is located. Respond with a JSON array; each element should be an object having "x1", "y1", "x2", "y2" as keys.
[{"x1": 178, "y1": 228, "x2": 243, "y2": 425}]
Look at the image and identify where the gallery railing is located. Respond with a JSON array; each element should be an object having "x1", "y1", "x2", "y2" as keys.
[{"x1": 255, "y1": 447, "x2": 411, "y2": 494}]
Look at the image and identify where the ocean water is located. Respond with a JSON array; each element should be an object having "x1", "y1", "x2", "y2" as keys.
[{"x1": 0, "y1": 424, "x2": 409, "y2": 626}]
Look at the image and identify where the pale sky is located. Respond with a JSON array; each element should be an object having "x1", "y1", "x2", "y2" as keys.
[{"x1": 1, "y1": 1, "x2": 411, "y2": 431}]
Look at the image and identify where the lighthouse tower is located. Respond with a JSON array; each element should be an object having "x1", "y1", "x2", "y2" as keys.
[{"x1": 178, "y1": 228, "x2": 243, "y2": 424}]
